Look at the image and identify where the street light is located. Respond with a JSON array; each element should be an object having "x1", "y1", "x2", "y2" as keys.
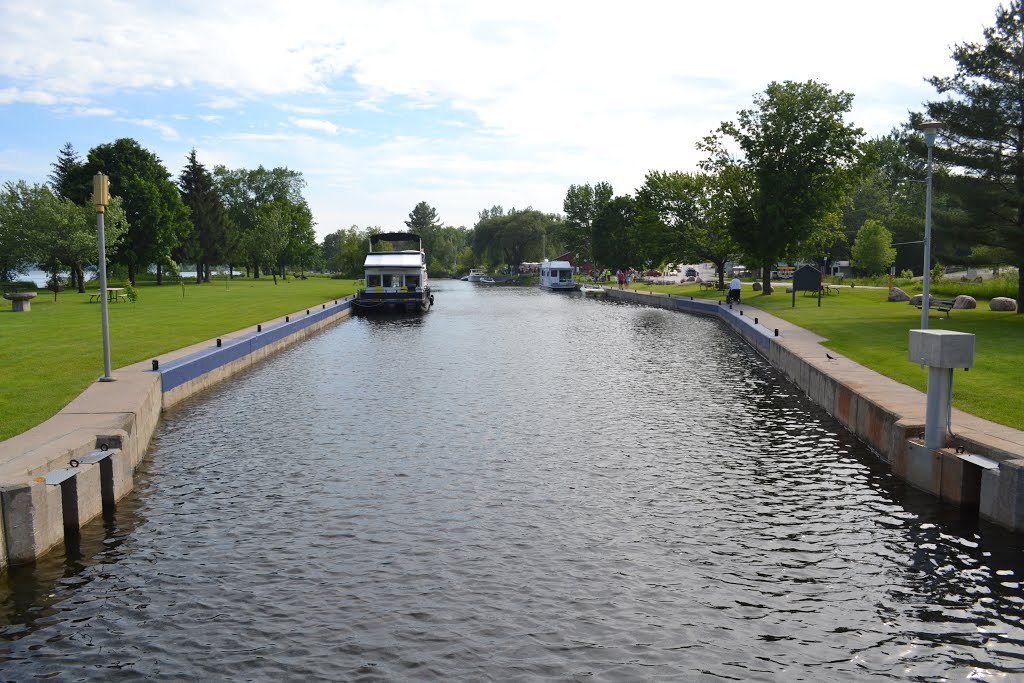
[
  {"x1": 93, "y1": 172, "x2": 115, "y2": 382},
  {"x1": 918, "y1": 120, "x2": 943, "y2": 330}
]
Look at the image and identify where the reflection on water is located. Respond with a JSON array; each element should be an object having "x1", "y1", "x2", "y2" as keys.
[{"x1": 3, "y1": 281, "x2": 1024, "y2": 680}]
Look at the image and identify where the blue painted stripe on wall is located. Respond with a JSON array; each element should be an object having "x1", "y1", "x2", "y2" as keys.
[{"x1": 159, "y1": 300, "x2": 352, "y2": 392}]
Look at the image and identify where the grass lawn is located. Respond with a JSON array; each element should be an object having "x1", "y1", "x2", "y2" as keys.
[
  {"x1": 0, "y1": 276, "x2": 360, "y2": 441},
  {"x1": 632, "y1": 280, "x2": 1024, "y2": 431}
]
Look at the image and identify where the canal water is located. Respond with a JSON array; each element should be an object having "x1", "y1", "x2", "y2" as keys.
[{"x1": 3, "y1": 281, "x2": 1024, "y2": 681}]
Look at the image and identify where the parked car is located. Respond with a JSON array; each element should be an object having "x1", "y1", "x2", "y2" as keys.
[{"x1": 685, "y1": 268, "x2": 698, "y2": 277}]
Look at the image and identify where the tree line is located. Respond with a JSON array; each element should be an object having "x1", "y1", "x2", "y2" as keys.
[
  {"x1": 1, "y1": 138, "x2": 319, "y2": 290},
  {"x1": 554, "y1": 2, "x2": 1024, "y2": 307}
]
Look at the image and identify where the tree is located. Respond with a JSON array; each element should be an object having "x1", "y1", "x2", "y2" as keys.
[
  {"x1": 637, "y1": 170, "x2": 741, "y2": 288},
  {"x1": 561, "y1": 182, "x2": 613, "y2": 266},
  {"x1": 214, "y1": 165, "x2": 309, "y2": 279},
  {"x1": 404, "y1": 201, "x2": 442, "y2": 232},
  {"x1": 473, "y1": 208, "x2": 558, "y2": 270},
  {"x1": 922, "y1": 1, "x2": 1024, "y2": 311},
  {"x1": 0, "y1": 181, "x2": 36, "y2": 281},
  {"x1": 0, "y1": 181, "x2": 127, "y2": 294},
  {"x1": 82, "y1": 139, "x2": 191, "y2": 285},
  {"x1": 592, "y1": 195, "x2": 638, "y2": 269},
  {"x1": 48, "y1": 142, "x2": 88, "y2": 201},
  {"x1": 851, "y1": 219, "x2": 896, "y2": 275},
  {"x1": 701, "y1": 80, "x2": 864, "y2": 293},
  {"x1": 178, "y1": 149, "x2": 228, "y2": 283}
]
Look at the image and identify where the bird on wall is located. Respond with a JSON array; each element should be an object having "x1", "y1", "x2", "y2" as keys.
[{"x1": 826, "y1": 353, "x2": 837, "y2": 360}]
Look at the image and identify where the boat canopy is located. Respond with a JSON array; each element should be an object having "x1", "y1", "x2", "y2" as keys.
[
  {"x1": 365, "y1": 252, "x2": 424, "y2": 268},
  {"x1": 369, "y1": 232, "x2": 422, "y2": 250}
]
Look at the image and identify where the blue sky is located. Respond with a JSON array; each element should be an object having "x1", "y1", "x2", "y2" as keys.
[{"x1": 0, "y1": 0, "x2": 1000, "y2": 240}]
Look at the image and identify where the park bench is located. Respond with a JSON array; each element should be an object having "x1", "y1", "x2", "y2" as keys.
[
  {"x1": 699, "y1": 280, "x2": 718, "y2": 291},
  {"x1": 914, "y1": 297, "x2": 956, "y2": 316}
]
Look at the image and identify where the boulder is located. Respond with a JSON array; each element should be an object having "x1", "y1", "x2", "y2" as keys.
[
  {"x1": 909, "y1": 294, "x2": 922, "y2": 306},
  {"x1": 953, "y1": 294, "x2": 977, "y2": 309},
  {"x1": 888, "y1": 287, "x2": 910, "y2": 302},
  {"x1": 785, "y1": 286, "x2": 794, "y2": 293},
  {"x1": 990, "y1": 297, "x2": 1018, "y2": 312},
  {"x1": 752, "y1": 281, "x2": 762, "y2": 291}
]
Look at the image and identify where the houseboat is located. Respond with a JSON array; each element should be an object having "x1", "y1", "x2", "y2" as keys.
[
  {"x1": 539, "y1": 259, "x2": 577, "y2": 291},
  {"x1": 354, "y1": 232, "x2": 433, "y2": 313}
]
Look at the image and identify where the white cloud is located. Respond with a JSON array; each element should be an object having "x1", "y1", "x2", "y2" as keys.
[
  {"x1": 291, "y1": 118, "x2": 338, "y2": 134},
  {"x1": 116, "y1": 118, "x2": 179, "y2": 140},
  {"x1": 0, "y1": 0, "x2": 1003, "y2": 235},
  {"x1": 73, "y1": 106, "x2": 115, "y2": 117},
  {"x1": 198, "y1": 114, "x2": 224, "y2": 123}
]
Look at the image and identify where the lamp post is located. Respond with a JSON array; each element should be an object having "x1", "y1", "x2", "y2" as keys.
[
  {"x1": 93, "y1": 172, "x2": 115, "y2": 382},
  {"x1": 918, "y1": 120, "x2": 943, "y2": 330}
]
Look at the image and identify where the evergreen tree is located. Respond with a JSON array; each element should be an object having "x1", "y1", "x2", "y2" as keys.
[
  {"x1": 405, "y1": 201, "x2": 441, "y2": 232},
  {"x1": 922, "y1": 0, "x2": 1024, "y2": 310},
  {"x1": 178, "y1": 149, "x2": 228, "y2": 283},
  {"x1": 48, "y1": 142, "x2": 85, "y2": 200}
]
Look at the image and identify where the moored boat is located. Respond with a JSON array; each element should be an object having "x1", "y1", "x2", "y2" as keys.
[
  {"x1": 467, "y1": 269, "x2": 488, "y2": 282},
  {"x1": 580, "y1": 283, "x2": 607, "y2": 297},
  {"x1": 354, "y1": 232, "x2": 434, "y2": 313},
  {"x1": 539, "y1": 259, "x2": 577, "y2": 291}
]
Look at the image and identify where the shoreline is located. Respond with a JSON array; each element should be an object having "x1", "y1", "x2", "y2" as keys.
[
  {"x1": 606, "y1": 288, "x2": 1024, "y2": 533},
  {"x1": 0, "y1": 296, "x2": 355, "y2": 569}
]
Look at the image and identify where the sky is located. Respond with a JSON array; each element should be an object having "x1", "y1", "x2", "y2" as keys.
[{"x1": 0, "y1": 0, "x2": 1002, "y2": 241}]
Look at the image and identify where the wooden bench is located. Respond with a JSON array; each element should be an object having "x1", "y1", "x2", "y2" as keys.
[{"x1": 914, "y1": 297, "x2": 956, "y2": 315}]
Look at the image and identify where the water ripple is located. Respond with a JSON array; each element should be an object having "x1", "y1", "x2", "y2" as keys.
[{"x1": 3, "y1": 282, "x2": 1024, "y2": 680}]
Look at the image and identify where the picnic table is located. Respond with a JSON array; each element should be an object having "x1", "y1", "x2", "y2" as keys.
[
  {"x1": 89, "y1": 287, "x2": 127, "y2": 303},
  {"x1": 699, "y1": 280, "x2": 720, "y2": 291}
]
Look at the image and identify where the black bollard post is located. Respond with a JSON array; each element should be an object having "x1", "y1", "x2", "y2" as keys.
[
  {"x1": 754, "y1": 317, "x2": 758, "y2": 325},
  {"x1": 774, "y1": 329, "x2": 779, "y2": 337},
  {"x1": 257, "y1": 324, "x2": 262, "y2": 332},
  {"x1": 151, "y1": 359, "x2": 159, "y2": 371},
  {"x1": 217, "y1": 338, "x2": 222, "y2": 347}
]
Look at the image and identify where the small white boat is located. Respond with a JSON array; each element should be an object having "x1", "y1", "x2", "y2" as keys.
[
  {"x1": 580, "y1": 283, "x2": 607, "y2": 297},
  {"x1": 467, "y1": 269, "x2": 487, "y2": 282},
  {"x1": 479, "y1": 276, "x2": 496, "y2": 284}
]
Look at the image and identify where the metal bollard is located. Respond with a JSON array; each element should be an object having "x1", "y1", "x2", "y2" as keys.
[{"x1": 152, "y1": 359, "x2": 159, "y2": 371}]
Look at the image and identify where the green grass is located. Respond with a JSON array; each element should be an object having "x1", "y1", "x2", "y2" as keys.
[
  {"x1": 633, "y1": 280, "x2": 1024, "y2": 431},
  {"x1": 0, "y1": 276, "x2": 359, "y2": 441}
]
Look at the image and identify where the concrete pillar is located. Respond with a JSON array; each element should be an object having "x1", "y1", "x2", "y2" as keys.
[
  {"x1": 908, "y1": 330, "x2": 975, "y2": 450},
  {"x1": 1, "y1": 481, "x2": 65, "y2": 564}
]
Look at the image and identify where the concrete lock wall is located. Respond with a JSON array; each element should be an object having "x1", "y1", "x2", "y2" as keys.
[
  {"x1": 606, "y1": 288, "x2": 1024, "y2": 532},
  {"x1": 0, "y1": 298, "x2": 354, "y2": 570}
]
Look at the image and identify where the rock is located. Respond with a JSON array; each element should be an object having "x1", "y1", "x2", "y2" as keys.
[
  {"x1": 953, "y1": 294, "x2": 977, "y2": 309},
  {"x1": 909, "y1": 294, "x2": 922, "y2": 306},
  {"x1": 752, "y1": 281, "x2": 762, "y2": 291},
  {"x1": 990, "y1": 297, "x2": 1018, "y2": 312},
  {"x1": 888, "y1": 287, "x2": 910, "y2": 302}
]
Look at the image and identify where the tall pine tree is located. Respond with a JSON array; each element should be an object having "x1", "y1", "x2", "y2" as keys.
[
  {"x1": 178, "y1": 150, "x2": 228, "y2": 283},
  {"x1": 923, "y1": 0, "x2": 1024, "y2": 310}
]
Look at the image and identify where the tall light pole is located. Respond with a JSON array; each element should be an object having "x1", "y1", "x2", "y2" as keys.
[
  {"x1": 93, "y1": 172, "x2": 115, "y2": 382},
  {"x1": 918, "y1": 120, "x2": 943, "y2": 330}
]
